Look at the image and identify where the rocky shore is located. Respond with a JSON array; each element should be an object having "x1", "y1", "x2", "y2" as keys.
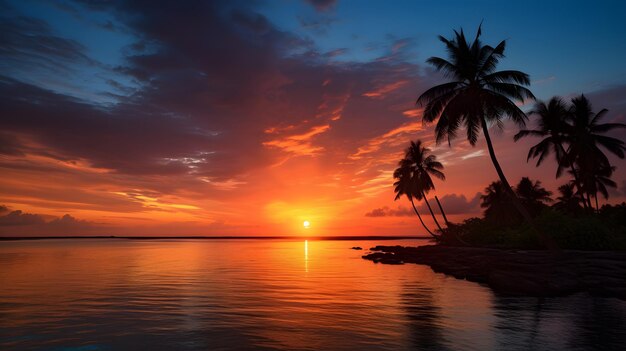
[{"x1": 362, "y1": 245, "x2": 626, "y2": 300}]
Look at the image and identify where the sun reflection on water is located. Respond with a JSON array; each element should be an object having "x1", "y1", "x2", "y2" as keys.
[{"x1": 304, "y1": 240, "x2": 308, "y2": 273}]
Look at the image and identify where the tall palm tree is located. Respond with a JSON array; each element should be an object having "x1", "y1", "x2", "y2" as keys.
[
  {"x1": 416, "y1": 25, "x2": 540, "y2": 234},
  {"x1": 404, "y1": 140, "x2": 447, "y2": 233},
  {"x1": 393, "y1": 160, "x2": 438, "y2": 239},
  {"x1": 568, "y1": 95, "x2": 625, "y2": 208},
  {"x1": 514, "y1": 97, "x2": 587, "y2": 208}
]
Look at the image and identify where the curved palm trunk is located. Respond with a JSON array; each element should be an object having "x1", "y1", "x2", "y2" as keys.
[
  {"x1": 594, "y1": 193, "x2": 600, "y2": 214},
  {"x1": 434, "y1": 195, "x2": 451, "y2": 226},
  {"x1": 409, "y1": 198, "x2": 437, "y2": 239},
  {"x1": 421, "y1": 191, "x2": 445, "y2": 233},
  {"x1": 480, "y1": 118, "x2": 558, "y2": 250}
]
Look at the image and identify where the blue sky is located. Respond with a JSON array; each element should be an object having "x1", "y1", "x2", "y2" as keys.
[
  {"x1": 4, "y1": 0, "x2": 626, "y2": 103},
  {"x1": 260, "y1": 0, "x2": 626, "y2": 99}
]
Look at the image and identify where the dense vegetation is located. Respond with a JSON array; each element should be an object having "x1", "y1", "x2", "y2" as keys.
[{"x1": 441, "y1": 180, "x2": 626, "y2": 250}]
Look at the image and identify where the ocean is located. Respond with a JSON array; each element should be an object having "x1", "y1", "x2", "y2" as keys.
[{"x1": 1, "y1": 238, "x2": 625, "y2": 350}]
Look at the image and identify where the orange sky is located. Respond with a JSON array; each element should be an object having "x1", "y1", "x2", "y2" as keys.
[{"x1": 1, "y1": 1, "x2": 625, "y2": 236}]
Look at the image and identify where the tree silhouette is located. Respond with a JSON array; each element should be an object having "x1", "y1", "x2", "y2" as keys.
[
  {"x1": 393, "y1": 158, "x2": 437, "y2": 239},
  {"x1": 481, "y1": 178, "x2": 553, "y2": 225},
  {"x1": 515, "y1": 177, "x2": 552, "y2": 216},
  {"x1": 480, "y1": 181, "x2": 517, "y2": 226},
  {"x1": 568, "y1": 95, "x2": 625, "y2": 209},
  {"x1": 415, "y1": 25, "x2": 547, "y2": 243},
  {"x1": 514, "y1": 97, "x2": 578, "y2": 180},
  {"x1": 393, "y1": 140, "x2": 450, "y2": 238},
  {"x1": 403, "y1": 140, "x2": 447, "y2": 233},
  {"x1": 553, "y1": 183, "x2": 584, "y2": 215}
]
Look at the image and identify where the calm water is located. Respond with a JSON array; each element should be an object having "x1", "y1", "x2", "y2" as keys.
[{"x1": 1, "y1": 239, "x2": 625, "y2": 350}]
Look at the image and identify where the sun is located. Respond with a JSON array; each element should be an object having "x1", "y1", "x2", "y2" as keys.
[{"x1": 303, "y1": 220, "x2": 311, "y2": 229}]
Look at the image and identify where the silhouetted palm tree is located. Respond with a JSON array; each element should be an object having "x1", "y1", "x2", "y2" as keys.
[
  {"x1": 515, "y1": 177, "x2": 552, "y2": 216},
  {"x1": 393, "y1": 159, "x2": 437, "y2": 239},
  {"x1": 481, "y1": 178, "x2": 552, "y2": 225},
  {"x1": 514, "y1": 97, "x2": 572, "y2": 177},
  {"x1": 553, "y1": 183, "x2": 584, "y2": 215},
  {"x1": 416, "y1": 25, "x2": 539, "y2": 231},
  {"x1": 480, "y1": 181, "x2": 518, "y2": 226},
  {"x1": 403, "y1": 140, "x2": 447, "y2": 232},
  {"x1": 579, "y1": 164, "x2": 617, "y2": 212},
  {"x1": 568, "y1": 95, "x2": 625, "y2": 208}
]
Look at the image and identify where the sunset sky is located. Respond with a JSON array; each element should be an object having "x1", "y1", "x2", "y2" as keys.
[{"x1": 1, "y1": 0, "x2": 625, "y2": 236}]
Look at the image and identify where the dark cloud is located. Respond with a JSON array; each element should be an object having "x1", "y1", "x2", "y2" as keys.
[
  {"x1": 0, "y1": 9, "x2": 93, "y2": 69},
  {"x1": 0, "y1": 205, "x2": 9, "y2": 214},
  {"x1": 365, "y1": 206, "x2": 413, "y2": 217},
  {"x1": 0, "y1": 207, "x2": 102, "y2": 236},
  {"x1": 47, "y1": 214, "x2": 89, "y2": 227},
  {"x1": 0, "y1": 210, "x2": 46, "y2": 226},
  {"x1": 1, "y1": 0, "x2": 425, "y2": 185},
  {"x1": 417, "y1": 192, "x2": 482, "y2": 215},
  {"x1": 366, "y1": 193, "x2": 482, "y2": 217},
  {"x1": 304, "y1": 0, "x2": 337, "y2": 12}
]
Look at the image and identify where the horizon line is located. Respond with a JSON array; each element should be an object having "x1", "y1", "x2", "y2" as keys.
[{"x1": 0, "y1": 235, "x2": 432, "y2": 241}]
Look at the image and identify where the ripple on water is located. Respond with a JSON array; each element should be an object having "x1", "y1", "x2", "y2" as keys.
[{"x1": 1, "y1": 239, "x2": 625, "y2": 350}]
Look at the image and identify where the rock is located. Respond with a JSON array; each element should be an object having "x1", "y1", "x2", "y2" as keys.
[
  {"x1": 351, "y1": 246, "x2": 363, "y2": 250},
  {"x1": 361, "y1": 244, "x2": 626, "y2": 300}
]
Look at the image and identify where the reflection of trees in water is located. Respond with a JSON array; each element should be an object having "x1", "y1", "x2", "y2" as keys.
[
  {"x1": 493, "y1": 294, "x2": 626, "y2": 350},
  {"x1": 492, "y1": 296, "x2": 547, "y2": 350},
  {"x1": 402, "y1": 282, "x2": 450, "y2": 351},
  {"x1": 566, "y1": 297, "x2": 626, "y2": 350}
]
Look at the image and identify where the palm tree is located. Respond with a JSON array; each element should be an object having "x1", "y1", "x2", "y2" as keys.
[
  {"x1": 393, "y1": 159, "x2": 437, "y2": 239},
  {"x1": 568, "y1": 95, "x2": 625, "y2": 208},
  {"x1": 515, "y1": 177, "x2": 552, "y2": 216},
  {"x1": 579, "y1": 164, "x2": 617, "y2": 213},
  {"x1": 416, "y1": 25, "x2": 540, "y2": 234},
  {"x1": 480, "y1": 181, "x2": 518, "y2": 226},
  {"x1": 434, "y1": 195, "x2": 451, "y2": 226},
  {"x1": 553, "y1": 183, "x2": 584, "y2": 215},
  {"x1": 404, "y1": 140, "x2": 447, "y2": 233},
  {"x1": 514, "y1": 97, "x2": 574, "y2": 177}
]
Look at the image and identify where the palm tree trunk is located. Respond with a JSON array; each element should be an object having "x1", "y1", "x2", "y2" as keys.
[
  {"x1": 434, "y1": 195, "x2": 451, "y2": 226},
  {"x1": 595, "y1": 193, "x2": 599, "y2": 214},
  {"x1": 559, "y1": 144, "x2": 587, "y2": 210},
  {"x1": 480, "y1": 117, "x2": 558, "y2": 249},
  {"x1": 410, "y1": 198, "x2": 437, "y2": 239},
  {"x1": 422, "y1": 191, "x2": 445, "y2": 233}
]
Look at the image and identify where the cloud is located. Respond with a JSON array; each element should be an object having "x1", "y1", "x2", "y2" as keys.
[
  {"x1": 0, "y1": 210, "x2": 46, "y2": 226},
  {"x1": 3, "y1": 0, "x2": 533, "y2": 236},
  {"x1": 365, "y1": 206, "x2": 413, "y2": 217},
  {"x1": 365, "y1": 192, "x2": 482, "y2": 218},
  {"x1": 416, "y1": 192, "x2": 482, "y2": 215},
  {"x1": 0, "y1": 206, "x2": 103, "y2": 236},
  {"x1": 304, "y1": 0, "x2": 337, "y2": 12}
]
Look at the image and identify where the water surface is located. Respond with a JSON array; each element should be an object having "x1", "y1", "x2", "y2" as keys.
[{"x1": 1, "y1": 239, "x2": 625, "y2": 350}]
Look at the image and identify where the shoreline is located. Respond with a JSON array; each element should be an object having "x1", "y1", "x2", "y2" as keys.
[{"x1": 362, "y1": 245, "x2": 626, "y2": 300}]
